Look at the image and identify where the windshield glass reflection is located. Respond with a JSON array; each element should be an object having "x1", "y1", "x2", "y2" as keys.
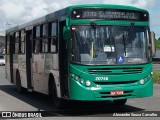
[{"x1": 71, "y1": 25, "x2": 150, "y2": 65}]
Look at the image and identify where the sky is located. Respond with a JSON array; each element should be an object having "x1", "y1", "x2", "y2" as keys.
[{"x1": 0, "y1": 0, "x2": 160, "y2": 39}]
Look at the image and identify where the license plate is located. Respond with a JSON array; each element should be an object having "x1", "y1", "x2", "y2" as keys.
[{"x1": 110, "y1": 90, "x2": 124, "y2": 96}]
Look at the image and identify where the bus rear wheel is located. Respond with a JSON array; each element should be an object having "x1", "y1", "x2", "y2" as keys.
[
  {"x1": 113, "y1": 99, "x2": 127, "y2": 106},
  {"x1": 16, "y1": 72, "x2": 25, "y2": 94}
]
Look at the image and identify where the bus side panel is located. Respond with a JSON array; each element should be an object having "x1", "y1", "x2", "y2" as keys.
[
  {"x1": 32, "y1": 54, "x2": 45, "y2": 93},
  {"x1": 5, "y1": 55, "x2": 11, "y2": 82},
  {"x1": 32, "y1": 73, "x2": 43, "y2": 93},
  {"x1": 31, "y1": 53, "x2": 61, "y2": 96},
  {"x1": 6, "y1": 68, "x2": 11, "y2": 82},
  {"x1": 13, "y1": 69, "x2": 17, "y2": 84},
  {"x1": 18, "y1": 55, "x2": 28, "y2": 88},
  {"x1": 41, "y1": 73, "x2": 49, "y2": 95},
  {"x1": 20, "y1": 71, "x2": 27, "y2": 88},
  {"x1": 32, "y1": 73, "x2": 51, "y2": 95},
  {"x1": 51, "y1": 54, "x2": 61, "y2": 97},
  {"x1": 45, "y1": 53, "x2": 61, "y2": 96},
  {"x1": 13, "y1": 54, "x2": 18, "y2": 84}
]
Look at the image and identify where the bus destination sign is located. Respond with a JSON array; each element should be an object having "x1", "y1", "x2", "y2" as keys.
[
  {"x1": 83, "y1": 11, "x2": 139, "y2": 20},
  {"x1": 72, "y1": 9, "x2": 148, "y2": 21}
]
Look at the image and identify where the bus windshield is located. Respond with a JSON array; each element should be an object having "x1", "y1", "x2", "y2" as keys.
[{"x1": 71, "y1": 25, "x2": 150, "y2": 65}]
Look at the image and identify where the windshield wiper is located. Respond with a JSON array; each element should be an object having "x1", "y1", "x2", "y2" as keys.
[
  {"x1": 123, "y1": 23, "x2": 135, "y2": 56},
  {"x1": 123, "y1": 33, "x2": 127, "y2": 56},
  {"x1": 129, "y1": 22, "x2": 135, "y2": 47}
]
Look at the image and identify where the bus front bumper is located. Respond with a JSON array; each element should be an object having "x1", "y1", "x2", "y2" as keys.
[{"x1": 69, "y1": 78, "x2": 153, "y2": 101}]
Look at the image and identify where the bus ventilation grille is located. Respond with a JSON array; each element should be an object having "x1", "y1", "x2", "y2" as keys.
[
  {"x1": 94, "y1": 80, "x2": 138, "y2": 85},
  {"x1": 88, "y1": 67, "x2": 143, "y2": 75}
]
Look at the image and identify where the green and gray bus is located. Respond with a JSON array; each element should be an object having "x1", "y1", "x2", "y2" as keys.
[{"x1": 5, "y1": 4, "x2": 153, "y2": 108}]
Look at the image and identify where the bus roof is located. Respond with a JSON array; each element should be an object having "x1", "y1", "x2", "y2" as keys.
[
  {"x1": 6, "y1": 4, "x2": 148, "y2": 34},
  {"x1": 68, "y1": 4, "x2": 146, "y2": 11}
]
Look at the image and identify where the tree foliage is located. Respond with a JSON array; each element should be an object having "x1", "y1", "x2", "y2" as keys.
[{"x1": 156, "y1": 40, "x2": 160, "y2": 49}]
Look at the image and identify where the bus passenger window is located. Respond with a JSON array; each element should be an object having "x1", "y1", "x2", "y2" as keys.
[
  {"x1": 21, "y1": 42, "x2": 25, "y2": 53},
  {"x1": 15, "y1": 32, "x2": 19, "y2": 54},
  {"x1": 36, "y1": 26, "x2": 40, "y2": 37},
  {"x1": 35, "y1": 40, "x2": 40, "y2": 53},
  {"x1": 42, "y1": 38, "x2": 48, "y2": 52},
  {"x1": 51, "y1": 37, "x2": 56, "y2": 52},
  {"x1": 11, "y1": 34, "x2": 15, "y2": 54},
  {"x1": 49, "y1": 21, "x2": 57, "y2": 53},
  {"x1": 43, "y1": 24, "x2": 48, "y2": 37},
  {"x1": 52, "y1": 23, "x2": 57, "y2": 36},
  {"x1": 34, "y1": 25, "x2": 42, "y2": 53},
  {"x1": 20, "y1": 30, "x2": 25, "y2": 53},
  {"x1": 42, "y1": 24, "x2": 49, "y2": 52},
  {"x1": 6, "y1": 35, "x2": 10, "y2": 55}
]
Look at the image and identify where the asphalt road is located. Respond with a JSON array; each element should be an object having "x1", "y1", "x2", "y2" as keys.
[{"x1": 0, "y1": 66, "x2": 160, "y2": 120}]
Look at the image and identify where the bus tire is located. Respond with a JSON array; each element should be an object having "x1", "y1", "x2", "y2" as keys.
[
  {"x1": 16, "y1": 71, "x2": 25, "y2": 94},
  {"x1": 113, "y1": 99, "x2": 127, "y2": 106},
  {"x1": 49, "y1": 76, "x2": 63, "y2": 108},
  {"x1": 53, "y1": 81, "x2": 63, "y2": 108}
]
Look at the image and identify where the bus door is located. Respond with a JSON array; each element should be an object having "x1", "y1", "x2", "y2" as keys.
[
  {"x1": 9, "y1": 34, "x2": 14, "y2": 83},
  {"x1": 59, "y1": 21, "x2": 69, "y2": 97},
  {"x1": 26, "y1": 30, "x2": 32, "y2": 89}
]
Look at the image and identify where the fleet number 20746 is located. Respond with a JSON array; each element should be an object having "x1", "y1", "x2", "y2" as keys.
[{"x1": 95, "y1": 77, "x2": 108, "y2": 81}]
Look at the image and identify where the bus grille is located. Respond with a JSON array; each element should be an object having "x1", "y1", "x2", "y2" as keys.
[
  {"x1": 88, "y1": 67, "x2": 143, "y2": 75},
  {"x1": 94, "y1": 80, "x2": 138, "y2": 85}
]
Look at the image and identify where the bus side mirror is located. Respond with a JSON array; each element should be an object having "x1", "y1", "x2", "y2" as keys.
[
  {"x1": 63, "y1": 26, "x2": 70, "y2": 41},
  {"x1": 150, "y1": 32, "x2": 156, "y2": 57}
]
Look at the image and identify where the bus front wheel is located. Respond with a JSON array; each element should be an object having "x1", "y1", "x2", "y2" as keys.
[
  {"x1": 51, "y1": 81, "x2": 63, "y2": 108},
  {"x1": 113, "y1": 99, "x2": 127, "y2": 106}
]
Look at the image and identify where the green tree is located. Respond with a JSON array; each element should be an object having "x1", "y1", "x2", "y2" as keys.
[{"x1": 156, "y1": 40, "x2": 160, "y2": 49}]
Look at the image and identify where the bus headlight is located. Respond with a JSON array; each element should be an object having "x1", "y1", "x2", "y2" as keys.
[
  {"x1": 140, "y1": 73, "x2": 152, "y2": 85},
  {"x1": 140, "y1": 79, "x2": 145, "y2": 84},
  {"x1": 86, "y1": 80, "x2": 91, "y2": 87},
  {"x1": 71, "y1": 73, "x2": 92, "y2": 87}
]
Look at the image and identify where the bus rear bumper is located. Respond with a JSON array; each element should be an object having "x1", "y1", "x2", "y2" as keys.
[{"x1": 69, "y1": 78, "x2": 153, "y2": 101}]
